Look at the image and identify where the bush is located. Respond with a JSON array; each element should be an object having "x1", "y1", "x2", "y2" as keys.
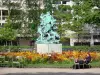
[
  {"x1": 62, "y1": 45, "x2": 100, "y2": 51},
  {"x1": 0, "y1": 46, "x2": 8, "y2": 52},
  {"x1": 0, "y1": 45, "x2": 100, "y2": 52},
  {"x1": 0, "y1": 46, "x2": 31, "y2": 52}
]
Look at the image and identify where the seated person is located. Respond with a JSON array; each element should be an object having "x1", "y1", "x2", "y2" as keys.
[
  {"x1": 75, "y1": 56, "x2": 84, "y2": 64},
  {"x1": 84, "y1": 53, "x2": 91, "y2": 64}
]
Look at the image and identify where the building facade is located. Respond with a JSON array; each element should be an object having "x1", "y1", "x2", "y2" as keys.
[{"x1": 0, "y1": 0, "x2": 100, "y2": 46}]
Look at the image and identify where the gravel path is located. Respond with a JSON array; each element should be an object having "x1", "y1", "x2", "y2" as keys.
[{"x1": 0, "y1": 68, "x2": 100, "y2": 75}]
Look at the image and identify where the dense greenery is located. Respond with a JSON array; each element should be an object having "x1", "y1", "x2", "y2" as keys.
[
  {"x1": 0, "y1": 45, "x2": 100, "y2": 52},
  {"x1": 53, "y1": 0, "x2": 100, "y2": 45},
  {"x1": 0, "y1": 17, "x2": 16, "y2": 46},
  {"x1": 63, "y1": 45, "x2": 100, "y2": 51},
  {"x1": 1, "y1": 0, "x2": 42, "y2": 41}
]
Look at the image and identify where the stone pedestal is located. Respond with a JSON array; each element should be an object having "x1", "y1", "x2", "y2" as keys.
[{"x1": 36, "y1": 44, "x2": 62, "y2": 54}]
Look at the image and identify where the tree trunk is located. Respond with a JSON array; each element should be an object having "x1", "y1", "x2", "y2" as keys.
[
  {"x1": 90, "y1": 33, "x2": 94, "y2": 46},
  {"x1": 11, "y1": 40, "x2": 12, "y2": 46},
  {"x1": 77, "y1": 33, "x2": 80, "y2": 43},
  {"x1": 6, "y1": 41, "x2": 7, "y2": 46}
]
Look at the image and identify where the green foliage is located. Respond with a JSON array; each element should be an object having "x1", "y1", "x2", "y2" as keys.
[
  {"x1": 58, "y1": 5, "x2": 72, "y2": 11},
  {"x1": 2, "y1": 0, "x2": 42, "y2": 40},
  {"x1": 0, "y1": 28, "x2": 16, "y2": 40},
  {"x1": 43, "y1": 0, "x2": 54, "y2": 13},
  {"x1": 60, "y1": 37, "x2": 70, "y2": 43},
  {"x1": 90, "y1": 60, "x2": 100, "y2": 68},
  {"x1": 72, "y1": 0, "x2": 100, "y2": 26},
  {"x1": 54, "y1": 4, "x2": 73, "y2": 39},
  {"x1": 53, "y1": 0, "x2": 100, "y2": 42},
  {"x1": 0, "y1": 17, "x2": 16, "y2": 41},
  {"x1": 26, "y1": 0, "x2": 42, "y2": 39},
  {"x1": 25, "y1": 63, "x2": 72, "y2": 68},
  {"x1": 62, "y1": 45, "x2": 100, "y2": 51}
]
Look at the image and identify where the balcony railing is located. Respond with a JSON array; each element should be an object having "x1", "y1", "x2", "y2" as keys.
[{"x1": 0, "y1": 16, "x2": 7, "y2": 20}]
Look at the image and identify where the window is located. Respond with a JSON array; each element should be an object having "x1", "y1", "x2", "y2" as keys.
[
  {"x1": 2, "y1": 10, "x2": 8, "y2": 15},
  {"x1": 62, "y1": 1, "x2": 66, "y2": 4},
  {"x1": 0, "y1": 23, "x2": 2, "y2": 26},
  {"x1": 55, "y1": 1, "x2": 61, "y2": 4},
  {"x1": 0, "y1": 23, "x2": 4, "y2": 27},
  {"x1": 0, "y1": 10, "x2": 1, "y2": 16},
  {"x1": 2, "y1": 16, "x2": 7, "y2": 20},
  {"x1": 2, "y1": 23, "x2": 5, "y2": 27}
]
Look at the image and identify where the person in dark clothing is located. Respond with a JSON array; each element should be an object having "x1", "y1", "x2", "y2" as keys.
[
  {"x1": 75, "y1": 56, "x2": 84, "y2": 64},
  {"x1": 75, "y1": 53, "x2": 91, "y2": 64},
  {"x1": 84, "y1": 53, "x2": 91, "y2": 64}
]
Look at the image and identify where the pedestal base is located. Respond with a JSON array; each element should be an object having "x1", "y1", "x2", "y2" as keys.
[{"x1": 36, "y1": 44, "x2": 62, "y2": 54}]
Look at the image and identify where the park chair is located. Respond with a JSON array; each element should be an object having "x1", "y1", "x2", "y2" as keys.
[
  {"x1": 11, "y1": 57, "x2": 21, "y2": 68},
  {"x1": 11, "y1": 56, "x2": 25, "y2": 68},
  {"x1": 0, "y1": 56, "x2": 5, "y2": 67},
  {"x1": 73, "y1": 60, "x2": 92, "y2": 69},
  {"x1": 84, "y1": 60, "x2": 92, "y2": 68},
  {"x1": 73, "y1": 61, "x2": 85, "y2": 69},
  {"x1": 0, "y1": 56, "x2": 9, "y2": 67}
]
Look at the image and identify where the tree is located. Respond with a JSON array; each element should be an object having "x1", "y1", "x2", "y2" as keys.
[
  {"x1": 53, "y1": 4, "x2": 74, "y2": 43},
  {"x1": 53, "y1": 0, "x2": 100, "y2": 46},
  {"x1": 0, "y1": 17, "x2": 16, "y2": 46},
  {"x1": 26, "y1": 0, "x2": 41, "y2": 40},
  {"x1": 73, "y1": 0, "x2": 100, "y2": 46},
  {"x1": 81, "y1": 0, "x2": 100, "y2": 26},
  {"x1": 2, "y1": 0, "x2": 42, "y2": 45}
]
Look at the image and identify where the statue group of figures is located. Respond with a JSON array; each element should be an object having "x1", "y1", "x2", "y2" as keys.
[{"x1": 36, "y1": 12, "x2": 60, "y2": 44}]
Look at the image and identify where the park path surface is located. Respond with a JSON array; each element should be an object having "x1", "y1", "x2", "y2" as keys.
[{"x1": 0, "y1": 68, "x2": 100, "y2": 75}]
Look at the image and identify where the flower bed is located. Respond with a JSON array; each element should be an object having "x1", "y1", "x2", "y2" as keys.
[{"x1": 0, "y1": 50, "x2": 100, "y2": 67}]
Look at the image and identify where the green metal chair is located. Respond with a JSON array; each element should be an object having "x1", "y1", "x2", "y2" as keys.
[{"x1": 0, "y1": 56, "x2": 5, "y2": 67}]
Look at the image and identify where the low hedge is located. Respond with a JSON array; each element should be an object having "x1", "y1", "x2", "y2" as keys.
[
  {"x1": 63, "y1": 45, "x2": 100, "y2": 51},
  {"x1": 0, "y1": 45, "x2": 100, "y2": 52},
  {"x1": 0, "y1": 46, "x2": 32, "y2": 52}
]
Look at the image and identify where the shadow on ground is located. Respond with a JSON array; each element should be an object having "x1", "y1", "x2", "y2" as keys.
[{"x1": 5, "y1": 72, "x2": 100, "y2": 75}]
